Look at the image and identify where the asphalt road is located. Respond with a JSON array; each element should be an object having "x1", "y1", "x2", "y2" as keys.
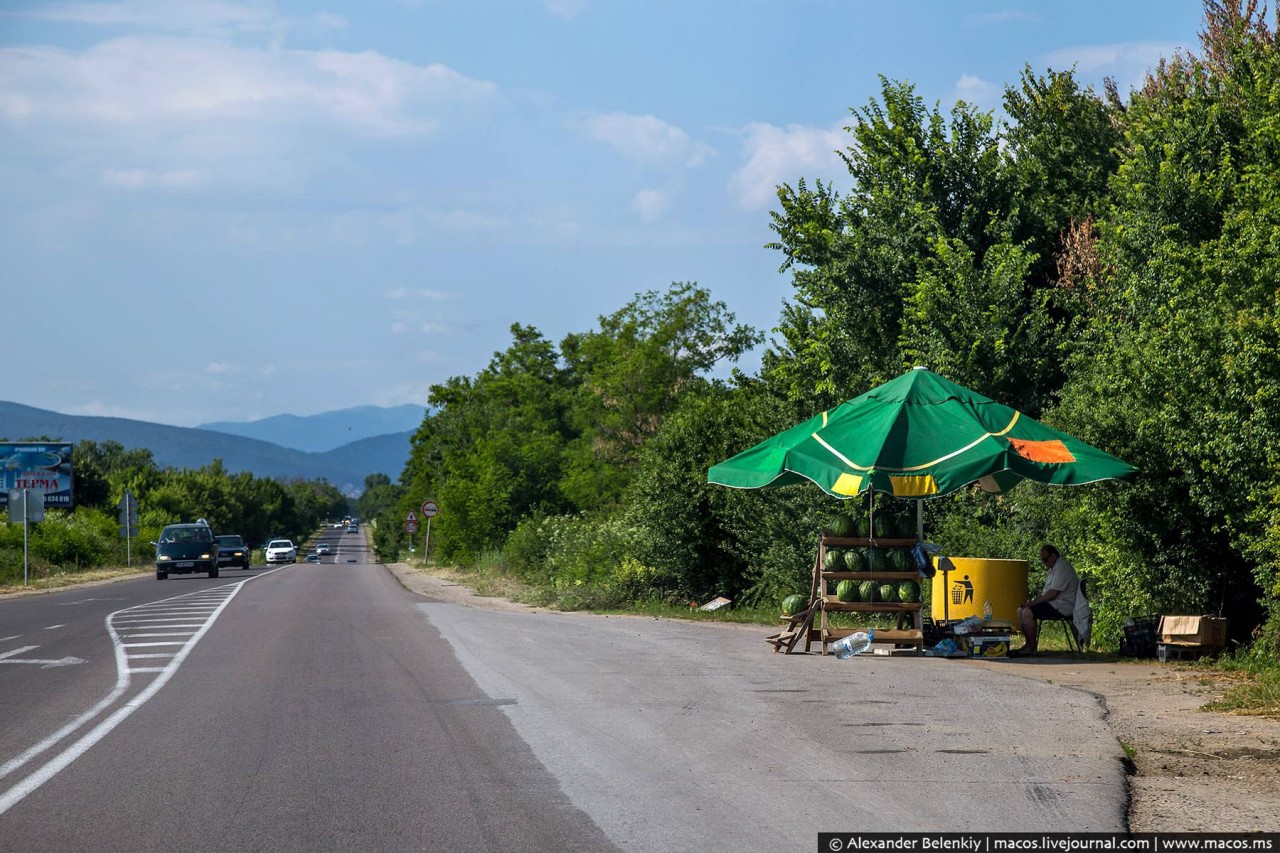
[{"x1": 0, "y1": 530, "x2": 1127, "y2": 851}]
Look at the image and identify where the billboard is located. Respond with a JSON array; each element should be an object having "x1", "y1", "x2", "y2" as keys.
[{"x1": 0, "y1": 443, "x2": 74, "y2": 508}]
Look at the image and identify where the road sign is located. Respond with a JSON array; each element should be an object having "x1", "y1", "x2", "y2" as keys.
[
  {"x1": 8, "y1": 488, "x2": 44, "y2": 523},
  {"x1": 421, "y1": 500, "x2": 439, "y2": 518},
  {"x1": 118, "y1": 490, "x2": 139, "y2": 526},
  {"x1": 405, "y1": 510, "x2": 419, "y2": 534}
]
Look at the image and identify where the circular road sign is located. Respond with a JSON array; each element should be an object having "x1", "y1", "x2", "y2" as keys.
[{"x1": 421, "y1": 501, "x2": 439, "y2": 518}]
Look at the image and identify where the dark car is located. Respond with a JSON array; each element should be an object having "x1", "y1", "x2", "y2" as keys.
[
  {"x1": 155, "y1": 522, "x2": 219, "y2": 580},
  {"x1": 215, "y1": 534, "x2": 251, "y2": 570}
]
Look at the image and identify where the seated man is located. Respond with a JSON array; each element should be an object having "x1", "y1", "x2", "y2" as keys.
[{"x1": 1011, "y1": 544, "x2": 1079, "y2": 657}]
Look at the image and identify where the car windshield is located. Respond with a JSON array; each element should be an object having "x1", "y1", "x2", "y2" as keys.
[
  {"x1": 216, "y1": 536, "x2": 243, "y2": 546},
  {"x1": 162, "y1": 527, "x2": 210, "y2": 543},
  {"x1": 268, "y1": 540, "x2": 292, "y2": 549}
]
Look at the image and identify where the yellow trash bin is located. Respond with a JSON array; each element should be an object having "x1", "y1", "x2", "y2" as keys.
[{"x1": 930, "y1": 557, "x2": 1028, "y2": 624}]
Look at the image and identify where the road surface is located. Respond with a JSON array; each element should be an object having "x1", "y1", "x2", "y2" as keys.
[{"x1": 0, "y1": 535, "x2": 1125, "y2": 851}]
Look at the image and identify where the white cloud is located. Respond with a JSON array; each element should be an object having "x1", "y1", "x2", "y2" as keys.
[
  {"x1": 727, "y1": 121, "x2": 846, "y2": 210},
  {"x1": 29, "y1": 1, "x2": 347, "y2": 38},
  {"x1": 205, "y1": 361, "x2": 236, "y2": 374},
  {"x1": 584, "y1": 112, "x2": 712, "y2": 168},
  {"x1": 385, "y1": 287, "x2": 453, "y2": 301},
  {"x1": 952, "y1": 74, "x2": 1001, "y2": 110},
  {"x1": 0, "y1": 36, "x2": 496, "y2": 139},
  {"x1": 1042, "y1": 41, "x2": 1185, "y2": 92},
  {"x1": 390, "y1": 321, "x2": 409, "y2": 334},
  {"x1": 102, "y1": 168, "x2": 203, "y2": 189},
  {"x1": 975, "y1": 10, "x2": 1040, "y2": 25},
  {"x1": 545, "y1": 0, "x2": 588, "y2": 19},
  {"x1": 631, "y1": 188, "x2": 668, "y2": 222}
]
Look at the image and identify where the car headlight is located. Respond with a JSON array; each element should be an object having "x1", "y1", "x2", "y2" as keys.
[
  {"x1": 201, "y1": 553, "x2": 211, "y2": 559},
  {"x1": 158, "y1": 555, "x2": 171, "y2": 561}
]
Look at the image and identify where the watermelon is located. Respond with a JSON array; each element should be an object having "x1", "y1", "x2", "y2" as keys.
[
  {"x1": 896, "y1": 515, "x2": 915, "y2": 538},
  {"x1": 890, "y1": 548, "x2": 913, "y2": 572},
  {"x1": 843, "y1": 548, "x2": 867, "y2": 572},
  {"x1": 858, "y1": 580, "x2": 878, "y2": 602},
  {"x1": 854, "y1": 516, "x2": 871, "y2": 538},
  {"x1": 866, "y1": 547, "x2": 890, "y2": 573},
  {"x1": 897, "y1": 580, "x2": 920, "y2": 603},
  {"x1": 835, "y1": 579, "x2": 857, "y2": 602},
  {"x1": 828, "y1": 515, "x2": 856, "y2": 537},
  {"x1": 872, "y1": 515, "x2": 896, "y2": 539},
  {"x1": 878, "y1": 583, "x2": 899, "y2": 603},
  {"x1": 823, "y1": 549, "x2": 843, "y2": 571},
  {"x1": 781, "y1": 594, "x2": 808, "y2": 616}
]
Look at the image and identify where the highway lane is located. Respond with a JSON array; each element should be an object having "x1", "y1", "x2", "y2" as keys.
[
  {"x1": 0, "y1": 565, "x2": 265, "y2": 777},
  {"x1": 0, "y1": 537, "x2": 615, "y2": 852}
]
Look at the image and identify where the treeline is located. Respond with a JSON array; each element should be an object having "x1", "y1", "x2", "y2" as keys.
[
  {"x1": 0, "y1": 439, "x2": 348, "y2": 584},
  {"x1": 379, "y1": 2, "x2": 1280, "y2": 654}
]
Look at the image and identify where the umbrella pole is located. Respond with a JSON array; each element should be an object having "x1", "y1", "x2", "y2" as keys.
[{"x1": 915, "y1": 499, "x2": 923, "y2": 543}]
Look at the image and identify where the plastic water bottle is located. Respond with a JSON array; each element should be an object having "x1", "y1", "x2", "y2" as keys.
[
  {"x1": 983, "y1": 599, "x2": 993, "y2": 622},
  {"x1": 832, "y1": 629, "x2": 874, "y2": 659}
]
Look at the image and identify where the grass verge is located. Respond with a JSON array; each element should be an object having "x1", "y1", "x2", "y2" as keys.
[{"x1": 0, "y1": 564, "x2": 152, "y2": 596}]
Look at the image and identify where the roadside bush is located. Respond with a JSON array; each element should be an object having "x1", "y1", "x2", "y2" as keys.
[{"x1": 30, "y1": 509, "x2": 116, "y2": 570}]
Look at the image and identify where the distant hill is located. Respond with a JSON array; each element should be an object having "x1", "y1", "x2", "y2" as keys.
[
  {"x1": 199, "y1": 404, "x2": 425, "y2": 453},
  {"x1": 0, "y1": 401, "x2": 414, "y2": 495}
]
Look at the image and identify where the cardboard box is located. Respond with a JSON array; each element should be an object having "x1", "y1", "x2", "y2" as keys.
[
  {"x1": 968, "y1": 636, "x2": 1011, "y2": 658},
  {"x1": 1158, "y1": 615, "x2": 1227, "y2": 648}
]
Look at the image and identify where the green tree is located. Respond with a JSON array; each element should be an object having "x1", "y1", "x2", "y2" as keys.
[
  {"x1": 559, "y1": 283, "x2": 760, "y2": 509},
  {"x1": 1048, "y1": 0, "x2": 1280, "y2": 648}
]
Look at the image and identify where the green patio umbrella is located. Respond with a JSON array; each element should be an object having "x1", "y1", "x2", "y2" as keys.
[{"x1": 708, "y1": 367, "x2": 1136, "y2": 501}]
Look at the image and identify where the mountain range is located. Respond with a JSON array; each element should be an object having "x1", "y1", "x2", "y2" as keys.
[
  {"x1": 199, "y1": 405, "x2": 425, "y2": 453},
  {"x1": 0, "y1": 402, "x2": 425, "y2": 495}
]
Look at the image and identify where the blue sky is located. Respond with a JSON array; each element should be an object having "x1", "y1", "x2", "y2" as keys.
[{"x1": 1, "y1": 0, "x2": 1206, "y2": 427}]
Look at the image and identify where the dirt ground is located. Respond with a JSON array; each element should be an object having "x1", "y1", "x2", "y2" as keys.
[{"x1": 387, "y1": 563, "x2": 1280, "y2": 834}]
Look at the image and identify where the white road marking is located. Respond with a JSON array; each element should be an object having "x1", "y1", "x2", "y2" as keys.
[
  {"x1": 42, "y1": 625, "x2": 65, "y2": 630},
  {"x1": 120, "y1": 641, "x2": 189, "y2": 647},
  {"x1": 0, "y1": 564, "x2": 289, "y2": 807},
  {"x1": 128, "y1": 667, "x2": 166, "y2": 673},
  {"x1": 0, "y1": 647, "x2": 87, "y2": 668},
  {"x1": 0, "y1": 636, "x2": 20, "y2": 642},
  {"x1": 120, "y1": 627, "x2": 197, "y2": 635}
]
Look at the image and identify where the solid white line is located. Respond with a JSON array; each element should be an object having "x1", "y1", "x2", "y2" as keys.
[
  {"x1": 126, "y1": 653, "x2": 178, "y2": 659},
  {"x1": 111, "y1": 614, "x2": 214, "y2": 620},
  {"x1": 0, "y1": 647, "x2": 39, "y2": 660},
  {"x1": 120, "y1": 627, "x2": 197, "y2": 635},
  {"x1": 128, "y1": 667, "x2": 166, "y2": 673},
  {"x1": 0, "y1": 580, "x2": 248, "y2": 814},
  {"x1": 120, "y1": 641, "x2": 188, "y2": 647}
]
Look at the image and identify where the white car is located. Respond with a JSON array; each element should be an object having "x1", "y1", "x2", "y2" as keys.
[
  {"x1": 265, "y1": 539, "x2": 297, "y2": 563},
  {"x1": 316, "y1": 543, "x2": 331, "y2": 555}
]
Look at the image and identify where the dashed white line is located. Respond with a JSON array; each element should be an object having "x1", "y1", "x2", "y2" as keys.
[
  {"x1": 0, "y1": 636, "x2": 19, "y2": 642},
  {"x1": 42, "y1": 625, "x2": 65, "y2": 631},
  {"x1": 0, "y1": 647, "x2": 39, "y2": 660}
]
